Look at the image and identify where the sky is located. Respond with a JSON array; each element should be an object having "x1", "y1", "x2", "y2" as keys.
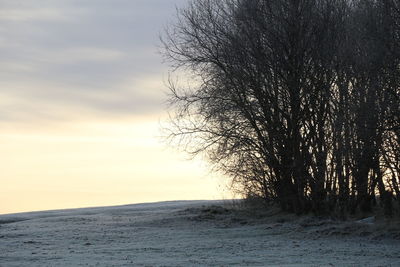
[{"x1": 0, "y1": 0, "x2": 228, "y2": 214}]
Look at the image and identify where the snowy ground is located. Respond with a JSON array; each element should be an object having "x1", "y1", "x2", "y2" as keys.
[{"x1": 1, "y1": 200, "x2": 399, "y2": 266}]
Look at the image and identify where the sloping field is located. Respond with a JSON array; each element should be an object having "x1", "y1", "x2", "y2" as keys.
[{"x1": 0, "y1": 200, "x2": 399, "y2": 266}]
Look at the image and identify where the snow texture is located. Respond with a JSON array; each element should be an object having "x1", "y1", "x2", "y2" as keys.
[{"x1": 0, "y1": 200, "x2": 399, "y2": 266}]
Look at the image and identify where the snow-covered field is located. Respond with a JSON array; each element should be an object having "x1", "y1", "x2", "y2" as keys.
[{"x1": 1, "y1": 200, "x2": 399, "y2": 266}]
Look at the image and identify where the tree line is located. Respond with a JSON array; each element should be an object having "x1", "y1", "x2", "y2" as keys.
[{"x1": 162, "y1": 0, "x2": 400, "y2": 216}]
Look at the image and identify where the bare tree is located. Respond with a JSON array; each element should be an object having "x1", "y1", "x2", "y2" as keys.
[{"x1": 162, "y1": 0, "x2": 400, "y2": 215}]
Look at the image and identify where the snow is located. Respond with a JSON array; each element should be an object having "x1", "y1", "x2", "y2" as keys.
[{"x1": 1, "y1": 200, "x2": 399, "y2": 266}]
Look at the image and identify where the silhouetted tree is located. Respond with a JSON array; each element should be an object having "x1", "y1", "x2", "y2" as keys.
[{"x1": 162, "y1": 0, "x2": 400, "y2": 215}]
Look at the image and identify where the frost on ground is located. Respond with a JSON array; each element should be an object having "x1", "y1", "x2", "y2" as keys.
[{"x1": 0, "y1": 200, "x2": 399, "y2": 267}]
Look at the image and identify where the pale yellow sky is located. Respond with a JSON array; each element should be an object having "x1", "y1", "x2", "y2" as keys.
[
  {"x1": 0, "y1": 116, "x2": 227, "y2": 214},
  {"x1": 0, "y1": 0, "x2": 229, "y2": 214}
]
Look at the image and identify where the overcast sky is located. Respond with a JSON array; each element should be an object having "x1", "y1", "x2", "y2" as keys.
[
  {"x1": 0, "y1": 0, "x2": 226, "y2": 214},
  {"x1": 0, "y1": 0, "x2": 186, "y2": 123}
]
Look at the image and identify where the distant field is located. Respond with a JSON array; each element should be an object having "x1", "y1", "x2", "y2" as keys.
[{"x1": 0, "y1": 200, "x2": 399, "y2": 266}]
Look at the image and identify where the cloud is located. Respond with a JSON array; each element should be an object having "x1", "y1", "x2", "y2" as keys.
[
  {"x1": 0, "y1": 0, "x2": 188, "y2": 125},
  {"x1": 42, "y1": 47, "x2": 125, "y2": 64},
  {"x1": 0, "y1": 7, "x2": 71, "y2": 22}
]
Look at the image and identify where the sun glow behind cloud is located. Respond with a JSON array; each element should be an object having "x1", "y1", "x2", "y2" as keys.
[{"x1": 0, "y1": 0, "x2": 226, "y2": 214}]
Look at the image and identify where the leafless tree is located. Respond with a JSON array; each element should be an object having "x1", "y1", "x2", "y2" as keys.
[{"x1": 162, "y1": 0, "x2": 399, "y2": 215}]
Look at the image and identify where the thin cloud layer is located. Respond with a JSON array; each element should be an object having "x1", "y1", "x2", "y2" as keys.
[
  {"x1": 0, "y1": 0, "x2": 187, "y2": 124},
  {"x1": 0, "y1": 0, "x2": 225, "y2": 215}
]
